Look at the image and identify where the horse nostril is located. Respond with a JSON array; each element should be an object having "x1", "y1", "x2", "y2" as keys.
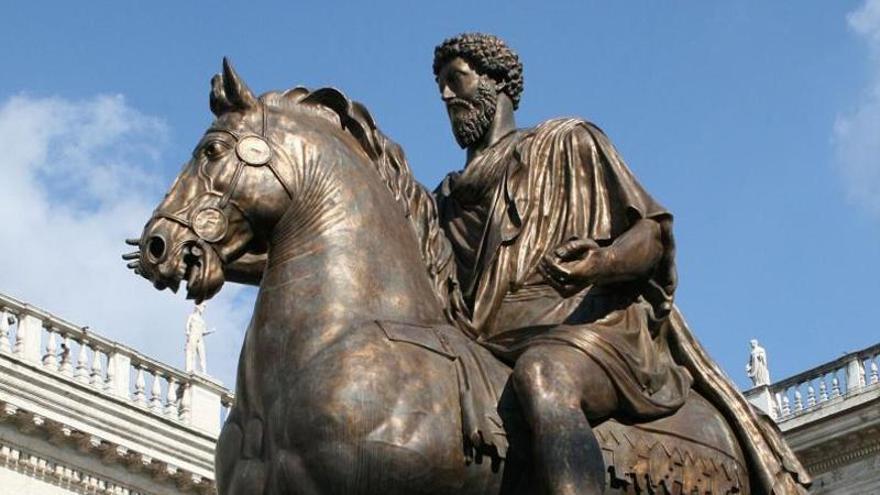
[{"x1": 147, "y1": 235, "x2": 166, "y2": 261}]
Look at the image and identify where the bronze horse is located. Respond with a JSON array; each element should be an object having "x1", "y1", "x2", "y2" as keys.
[{"x1": 132, "y1": 60, "x2": 749, "y2": 494}]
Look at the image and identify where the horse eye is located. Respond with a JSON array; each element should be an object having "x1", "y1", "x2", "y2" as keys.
[{"x1": 203, "y1": 141, "x2": 228, "y2": 160}]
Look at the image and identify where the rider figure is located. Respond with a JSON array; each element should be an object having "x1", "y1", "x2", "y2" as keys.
[{"x1": 432, "y1": 33, "x2": 692, "y2": 495}]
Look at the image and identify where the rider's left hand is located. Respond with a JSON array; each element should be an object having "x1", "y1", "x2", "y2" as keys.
[{"x1": 539, "y1": 238, "x2": 608, "y2": 295}]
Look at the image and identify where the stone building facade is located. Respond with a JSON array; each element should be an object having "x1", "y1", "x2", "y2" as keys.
[
  {"x1": 745, "y1": 341, "x2": 880, "y2": 494},
  {"x1": 0, "y1": 292, "x2": 232, "y2": 494}
]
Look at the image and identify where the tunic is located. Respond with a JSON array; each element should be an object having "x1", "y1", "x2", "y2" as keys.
[
  {"x1": 436, "y1": 118, "x2": 691, "y2": 419},
  {"x1": 432, "y1": 117, "x2": 810, "y2": 492}
]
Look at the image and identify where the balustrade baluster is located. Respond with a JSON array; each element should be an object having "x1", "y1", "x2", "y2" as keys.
[
  {"x1": 75, "y1": 341, "x2": 90, "y2": 383},
  {"x1": 831, "y1": 374, "x2": 841, "y2": 398},
  {"x1": 165, "y1": 378, "x2": 178, "y2": 418},
  {"x1": 0, "y1": 310, "x2": 11, "y2": 353},
  {"x1": 150, "y1": 372, "x2": 164, "y2": 413},
  {"x1": 807, "y1": 384, "x2": 816, "y2": 408},
  {"x1": 819, "y1": 378, "x2": 829, "y2": 402},
  {"x1": 781, "y1": 394, "x2": 791, "y2": 416},
  {"x1": 793, "y1": 388, "x2": 803, "y2": 412},
  {"x1": 179, "y1": 384, "x2": 191, "y2": 423},
  {"x1": 59, "y1": 334, "x2": 73, "y2": 376},
  {"x1": 134, "y1": 366, "x2": 147, "y2": 407},
  {"x1": 90, "y1": 347, "x2": 104, "y2": 388},
  {"x1": 13, "y1": 317, "x2": 24, "y2": 356},
  {"x1": 43, "y1": 329, "x2": 58, "y2": 370}
]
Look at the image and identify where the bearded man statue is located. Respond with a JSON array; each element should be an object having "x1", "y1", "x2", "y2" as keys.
[{"x1": 432, "y1": 33, "x2": 810, "y2": 495}]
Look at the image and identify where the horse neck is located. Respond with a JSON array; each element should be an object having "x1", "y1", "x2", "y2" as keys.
[{"x1": 251, "y1": 139, "x2": 446, "y2": 358}]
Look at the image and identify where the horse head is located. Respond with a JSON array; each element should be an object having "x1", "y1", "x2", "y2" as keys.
[{"x1": 134, "y1": 58, "x2": 313, "y2": 302}]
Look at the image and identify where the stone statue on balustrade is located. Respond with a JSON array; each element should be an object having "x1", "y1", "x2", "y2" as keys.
[
  {"x1": 185, "y1": 303, "x2": 212, "y2": 374},
  {"x1": 124, "y1": 33, "x2": 810, "y2": 494},
  {"x1": 747, "y1": 339, "x2": 771, "y2": 387}
]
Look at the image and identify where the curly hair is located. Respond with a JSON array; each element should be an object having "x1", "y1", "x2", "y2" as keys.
[{"x1": 433, "y1": 33, "x2": 524, "y2": 110}]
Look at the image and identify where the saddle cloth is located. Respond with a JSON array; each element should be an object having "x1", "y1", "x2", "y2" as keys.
[
  {"x1": 375, "y1": 320, "x2": 749, "y2": 495},
  {"x1": 376, "y1": 320, "x2": 511, "y2": 462}
]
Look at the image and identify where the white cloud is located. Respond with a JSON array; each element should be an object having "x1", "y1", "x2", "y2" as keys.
[
  {"x1": 0, "y1": 94, "x2": 254, "y2": 389},
  {"x1": 834, "y1": 0, "x2": 880, "y2": 216},
  {"x1": 849, "y1": 0, "x2": 880, "y2": 43}
]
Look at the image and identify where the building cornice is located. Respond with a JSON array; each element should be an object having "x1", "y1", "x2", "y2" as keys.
[
  {"x1": 0, "y1": 398, "x2": 215, "y2": 494},
  {"x1": 794, "y1": 421, "x2": 880, "y2": 475}
]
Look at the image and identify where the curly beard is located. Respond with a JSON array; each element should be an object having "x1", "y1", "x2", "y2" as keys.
[{"x1": 447, "y1": 79, "x2": 497, "y2": 149}]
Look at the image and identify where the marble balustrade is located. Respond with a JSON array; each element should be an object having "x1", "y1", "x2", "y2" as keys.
[
  {"x1": 751, "y1": 342, "x2": 880, "y2": 421},
  {"x1": 0, "y1": 293, "x2": 233, "y2": 435}
]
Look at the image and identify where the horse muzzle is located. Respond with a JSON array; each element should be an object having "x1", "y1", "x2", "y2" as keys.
[{"x1": 138, "y1": 218, "x2": 226, "y2": 303}]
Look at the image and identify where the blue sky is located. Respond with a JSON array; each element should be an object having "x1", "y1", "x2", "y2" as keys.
[{"x1": 1, "y1": 1, "x2": 878, "y2": 390}]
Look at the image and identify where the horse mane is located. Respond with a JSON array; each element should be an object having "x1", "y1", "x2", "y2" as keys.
[{"x1": 261, "y1": 87, "x2": 466, "y2": 324}]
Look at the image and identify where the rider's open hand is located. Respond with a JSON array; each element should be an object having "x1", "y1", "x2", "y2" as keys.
[{"x1": 539, "y1": 237, "x2": 607, "y2": 295}]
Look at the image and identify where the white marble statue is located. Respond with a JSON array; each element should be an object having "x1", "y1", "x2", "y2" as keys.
[
  {"x1": 746, "y1": 339, "x2": 771, "y2": 387},
  {"x1": 185, "y1": 303, "x2": 213, "y2": 374}
]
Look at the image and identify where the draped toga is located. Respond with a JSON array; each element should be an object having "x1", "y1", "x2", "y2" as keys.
[
  {"x1": 437, "y1": 118, "x2": 690, "y2": 418},
  {"x1": 434, "y1": 118, "x2": 811, "y2": 492}
]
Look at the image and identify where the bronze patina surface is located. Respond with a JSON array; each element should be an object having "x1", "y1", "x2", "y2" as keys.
[{"x1": 125, "y1": 35, "x2": 810, "y2": 494}]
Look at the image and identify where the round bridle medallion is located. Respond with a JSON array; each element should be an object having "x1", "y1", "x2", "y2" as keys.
[
  {"x1": 152, "y1": 123, "x2": 291, "y2": 248},
  {"x1": 192, "y1": 207, "x2": 229, "y2": 242},
  {"x1": 236, "y1": 135, "x2": 272, "y2": 166}
]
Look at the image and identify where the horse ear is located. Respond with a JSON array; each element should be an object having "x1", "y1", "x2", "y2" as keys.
[
  {"x1": 222, "y1": 57, "x2": 259, "y2": 110},
  {"x1": 210, "y1": 74, "x2": 232, "y2": 116}
]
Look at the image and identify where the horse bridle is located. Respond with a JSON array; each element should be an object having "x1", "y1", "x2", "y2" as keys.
[{"x1": 149, "y1": 104, "x2": 295, "y2": 256}]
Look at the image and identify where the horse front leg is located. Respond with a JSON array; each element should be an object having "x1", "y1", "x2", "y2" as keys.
[{"x1": 215, "y1": 411, "x2": 269, "y2": 495}]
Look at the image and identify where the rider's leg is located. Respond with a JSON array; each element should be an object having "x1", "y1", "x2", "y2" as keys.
[{"x1": 511, "y1": 344, "x2": 618, "y2": 495}]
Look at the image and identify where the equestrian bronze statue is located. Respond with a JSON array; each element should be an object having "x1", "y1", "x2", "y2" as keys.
[{"x1": 125, "y1": 35, "x2": 810, "y2": 494}]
